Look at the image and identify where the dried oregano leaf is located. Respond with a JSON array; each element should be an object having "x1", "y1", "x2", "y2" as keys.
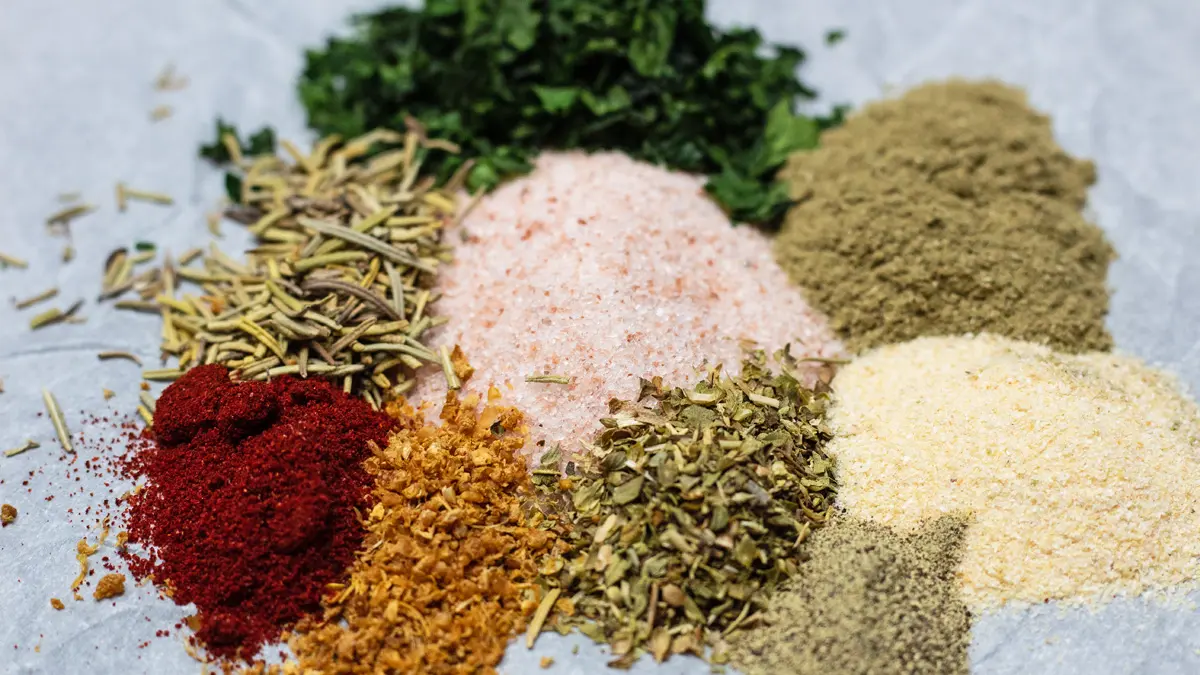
[{"x1": 533, "y1": 350, "x2": 837, "y2": 667}]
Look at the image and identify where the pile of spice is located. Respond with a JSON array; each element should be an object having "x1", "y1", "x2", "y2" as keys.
[
  {"x1": 775, "y1": 79, "x2": 1114, "y2": 353},
  {"x1": 827, "y1": 334, "x2": 1200, "y2": 609},
  {"x1": 103, "y1": 126, "x2": 461, "y2": 406},
  {"x1": 727, "y1": 516, "x2": 972, "y2": 675},
  {"x1": 281, "y1": 387, "x2": 565, "y2": 675},
  {"x1": 531, "y1": 351, "x2": 838, "y2": 666},
  {"x1": 248, "y1": 0, "x2": 844, "y2": 224},
  {"x1": 120, "y1": 363, "x2": 394, "y2": 658},
  {"x1": 413, "y1": 151, "x2": 844, "y2": 462}
]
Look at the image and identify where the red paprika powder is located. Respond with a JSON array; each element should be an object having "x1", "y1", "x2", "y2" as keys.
[{"x1": 120, "y1": 364, "x2": 394, "y2": 659}]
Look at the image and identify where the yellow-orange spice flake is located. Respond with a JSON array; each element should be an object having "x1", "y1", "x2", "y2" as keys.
[
  {"x1": 93, "y1": 573, "x2": 126, "y2": 600},
  {"x1": 283, "y1": 388, "x2": 566, "y2": 675}
]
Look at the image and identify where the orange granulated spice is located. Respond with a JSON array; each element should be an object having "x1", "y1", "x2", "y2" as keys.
[
  {"x1": 283, "y1": 388, "x2": 567, "y2": 675},
  {"x1": 93, "y1": 573, "x2": 126, "y2": 600}
]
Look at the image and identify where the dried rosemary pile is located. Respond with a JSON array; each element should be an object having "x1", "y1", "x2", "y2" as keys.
[
  {"x1": 101, "y1": 127, "x2": 464, "y2": 406},
  {"x1": 530, "y1": 350, "x2": 838, "y2": 667}
]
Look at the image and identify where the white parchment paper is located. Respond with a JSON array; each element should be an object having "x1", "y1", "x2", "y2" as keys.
[{"x1": 2, "y1": 1, "x2": 1199, "y2": 673}]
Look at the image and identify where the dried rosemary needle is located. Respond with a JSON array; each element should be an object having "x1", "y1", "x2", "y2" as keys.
[
  {"x1": 0, "y1": 251, "x2": 28, "y2": 269},
  {"x1": 101, "y1": 125, "x2": 461, "y2": 407},
  {"x1": 42, "y1": 389, "x2": 73, "y2": 453},
  {"x1": 14, "y1": 287, "x2": 59, "y2": 309}
]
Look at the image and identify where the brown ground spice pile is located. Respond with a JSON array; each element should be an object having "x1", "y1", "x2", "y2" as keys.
[
  {"x1": 281, "y1": 388, "x2": 566, "y2": 675},
  {"x1": 728, "y1": 516, "x2": 971, "y2": 675},
  {"x1": 775, "y1": 79, "x2": 1114, "y2": 353}
]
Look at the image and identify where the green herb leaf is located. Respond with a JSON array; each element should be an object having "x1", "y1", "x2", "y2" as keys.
[
  {"x1": 223, "y1": 173, "x2": 243, "y2": 204},
  {"x1": 134, "y1": 241, "x2": 156, "y2": 252},
  {"x1": 199, "y1": 118, "x2": 277, "y2": 165},
  {"x1": 628, "y1": 7, "x2": 676, "y2": 76},
  {"x1": 540, "y1": 353, "x2": 838, "y2": 660},
  {"x1": 533, "y1": 85, "x2": 581, "y2": 114},
  {"x1": 762, "y1": 100, "x2": 820, "y2": 170},
  {"x1": 245, "y1": 0, "x2": 846, "y2": 226}
]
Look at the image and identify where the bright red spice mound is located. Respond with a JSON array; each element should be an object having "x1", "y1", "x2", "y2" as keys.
[{"x1": 120, "y1": 364, "x2": 394, "y2": 659}]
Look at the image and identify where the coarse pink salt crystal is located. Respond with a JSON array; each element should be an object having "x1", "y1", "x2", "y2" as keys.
[{"x1": 415, "y1": 151, "x2": 844, "y2": 462}]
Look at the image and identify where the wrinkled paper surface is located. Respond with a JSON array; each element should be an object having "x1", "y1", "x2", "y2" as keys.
[{"x1": 2, "y1": 1, "x2": 1200, "y2": 673}]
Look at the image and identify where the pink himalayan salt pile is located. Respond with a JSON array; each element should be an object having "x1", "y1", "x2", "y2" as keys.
[{"x1": 414, "y1": 151, "x2": 844, "y2": 461}]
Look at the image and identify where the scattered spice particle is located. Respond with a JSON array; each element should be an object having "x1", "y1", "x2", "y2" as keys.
[
  {"x1": 206, "y1": 211, "x2": 222, "y2": 237},
  {"x1": 29, "y1": 301, "x2": 83, "y2": 330},
  {"x1": 540, "y1": 656, "x2": 555, "y2": 669},
  {"x1": 102, "y1": 388, "x2": 115, "y2": 400},
  {"x1": 525, "y1": 374, "x2": 571, "y2": 385},
  {"x1": 97, "y1": 351, "x2": 143, "y2": 366},
  {"x1": 42, "y1": 388, "x2": 74, "y2": 453},
  {"x1": 93, "y1": 573, "x2": 126, "y2": 600},
  {"x1": 45, "y1": 203, "x2": 96, "y2": 227},
  {"x1": 0, "y1": 251, "x2": 28, "y2": 269},
  {"x1": 116, "y1": 183, "x2": 174, "y2": 211},
  {"x1": 1, "y1": 504, "x2": 16, "y2": 526},
  {"x1": 14, "y1": 287, "x2": 59, "y2": 309},
  {"x1": 50, "y1": 598, "x2": 65, "y2": 611},
  {"x1": 72, "y1": 523, "x2": 110, "y2": 598},
  {"x1": 283, "y1": 388, "x2": 566, "y2": 675},
  {"x1": 150, "y1": 105, "x2": 173, "y2": 121},
  {"x1": 4, "y1": 440, "x2": 39, "y2": 458},
  {"x1": 153, "y1": 64, "x2": 188, "y2": 91}
]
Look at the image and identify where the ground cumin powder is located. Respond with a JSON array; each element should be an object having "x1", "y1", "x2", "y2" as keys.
[
  {"x1": 775, "y1": 79, "x2": 1114, "y2": 353},
  {"x1": 276, "y1": 389, "x2": 566, "y2": 675},
  {"x1": 727, "y1": 516, "x2": 971, "y2": 675}
]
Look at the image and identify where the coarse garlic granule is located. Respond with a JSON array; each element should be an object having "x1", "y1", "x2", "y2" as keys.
[{"x1": 828, "y1": 334, "x2": 1200, "y2": 610}]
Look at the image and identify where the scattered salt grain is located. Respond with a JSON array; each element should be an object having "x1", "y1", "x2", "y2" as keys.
[
  {"x1": 415, "y1": 151, "x2": 843, "y2": 461},
  {"x1": 828, "y1": 333, "x2": 1200, "y2": 609}
]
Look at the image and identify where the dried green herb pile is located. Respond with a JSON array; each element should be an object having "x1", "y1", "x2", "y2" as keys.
[
  {"x1": 727, "y1": 516, "x2": 972, "y2": 675},
  {"x1": 221, "y1": 0, "x2": 844, "y2": 225},
  {"x1": 104, "y1": 127, "x2": 462, "y2": 406},
  {"x1": 530, "y1": 351, "x2": 837, "y2": 667},
  {"x1": 775, "y1": 79, "x2": 1114, "y2": 352}
]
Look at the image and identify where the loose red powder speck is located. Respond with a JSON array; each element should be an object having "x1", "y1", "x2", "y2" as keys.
[{"x1": 119, "y1": 364, "x2": 393, "y2": 660}]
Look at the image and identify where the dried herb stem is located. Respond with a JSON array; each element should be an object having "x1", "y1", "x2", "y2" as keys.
[
  {"x1": 42, "y1": 389, "x2": 73, "y2": 453},
  {"x1": 14, "y1": 287, "x2": 59, "y2": 309},
  {"x1": 97, "y1": 351, "x2": 143, "y2": 366},
  {"x1": 0, "y1": 252, "x2": 29, "y2": 269},
  {"x1": 526, "y1": 374, "x2": 572, "y2": 385},
  {"x1": 46, "y1": 204, "x2": 96, "y2": 226},
  {"x1": 4, "y1": 440, "x2": 39, "y2": 458},
  {"x1": 30, "y1": 300, "x2": 83, "y2": 330}
]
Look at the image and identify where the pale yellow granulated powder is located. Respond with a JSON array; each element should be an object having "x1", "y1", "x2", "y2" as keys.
[{"x1": 828, "y1": 334, "x2": 1200, "y2": 609}]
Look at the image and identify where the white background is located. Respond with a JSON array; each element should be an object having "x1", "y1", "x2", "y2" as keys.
[{"x1": 2, "y1": 1, "x2": 1199, "y2": 673}]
